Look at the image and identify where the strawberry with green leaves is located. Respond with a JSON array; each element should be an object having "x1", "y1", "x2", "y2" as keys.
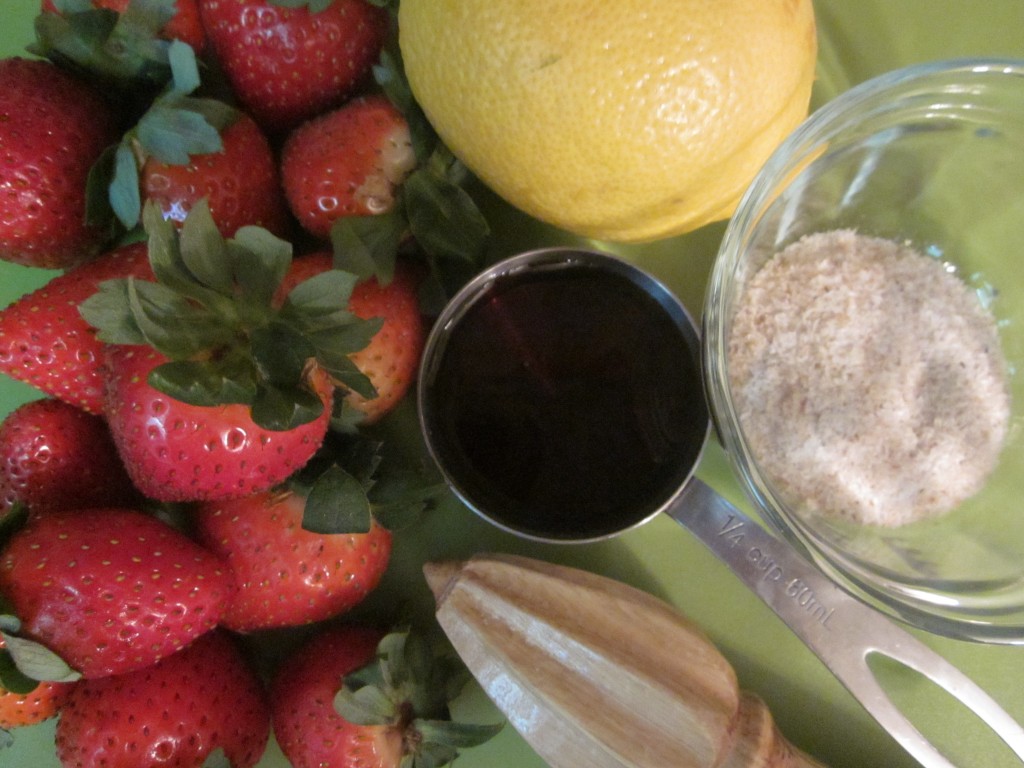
[
  {"x1": 347, "y1": 262, "x2": 426, "y2": 424},
  {"x1": 194, "y1": 484, "x2": 392, "y2": 632},
  {"x1": 102, "y1": 344, "x2": 335, "y2": 501},
  {"x1": 0, "y1": 506, "x2": 233, "y2": 679},
  {"x1": 193, "y1": 424, "x2": 444, "y2": 632},
  {"x1": 299, "y1": 51, "x2": 494, "y2": 309},
  {"x1": 79, "y1": 201, "x2": 381, "y2": 502},
  {"x1": 281, "y1": 252, "x2": 425, "y2": 426},
  {"x1": 1, "y1": 547, "x2": 77, "y2": 746},
  {"x1": 0, "y1": 398, "x2": 139, "y2": 521},
  {"x1": 0, "y1": 57, "x2": 120, "y2": 269},
  {"x1": 140, "y1": 110, "x2": 291, "y2": 238},
  {"x1": 198, "y1": 0, "x2": 390, "y2": 133},
  {"x1": 38, "y1": 1, "x2": 285, "y2": 244},
  {"x1": 55, "y1": 630, "x2": 270, "y2": 768},
  {"x1": 271, "y1": 625, "x2": 502, "y2": 768},
  {"x1": 0, "y1": 668, "x2": 72, "y2": 732},
  {"x1": 282, "y1": 95, "x2": 416, "y2": 241},
  {"x1": 0, "y1": 242, "x2": 154, "y2": 414},
  {"x1": 0, "y1": 634, "x2": 75, "y2": 745},
  {"x1": 40, "y1": 0, "x2": 207, "y2": 52},
  {"x1": 93, "y1": 23, "x2": 284, "y2": 241},
  {"x1": 33, "y1": 0, "x2": 205, "y2": 92}
]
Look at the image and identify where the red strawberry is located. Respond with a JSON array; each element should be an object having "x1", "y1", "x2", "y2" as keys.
[
  {"x1": 271, "y1": 624, "x2": 389, "y2": 767},
  {"x1": 40, "y1": 0, "x2": 207, "y2": 51},
  {"x1": 55, "y1": 630, "x2": 269, "y2": 768},
  {"x1": 0, "y1": 398, "x2": 139, "y2": 520},
  {"x1": 79, "y1": 203, "x2": 383, "y2": 502},
  {"x1": 0, "y1": 637, "x2": 75, "y2": 730},
  {"x1": 198, "y1": 0, "x2": 390, "y2": 132},
  {"x1": 282, "y1": 95, "x2": 415, "y2": 240},
  {"x1": 103, "y1": 345, "x2": 334, "y2": 502},
  {"x1": 0, "y1": 507, "x2": 233, "y2": 678},
  {"x1": 271, "y1": 625, "x2": 502, "y2": 768},
  {"x1": 194, "y1": 486, "x2": 392, "y2": 632},
  {"x1": 0, "y1": 58, "x2": 120, "y2": 269},
  {"x1": 346, "y1": 262, "x2": 425, "y2": 423},
  {"x1": 0, "y1": 242, "x2": 153, "y2": 414},
  {"x1": 279, "y1": 253, "x2": 425, "y2": 424},
  {"x1": 140, "y1": 111, "x2": 291, "y2": 238}
]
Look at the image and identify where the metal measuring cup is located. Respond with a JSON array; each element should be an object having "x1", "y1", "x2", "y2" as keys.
[{"x1": 417, "y1": 247, "x2": 1024, "y2": 768}]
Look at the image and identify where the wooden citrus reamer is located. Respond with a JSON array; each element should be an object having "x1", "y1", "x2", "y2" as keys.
[{"x1": 425, "y1": 553, "x2": 824, "y2": 768}]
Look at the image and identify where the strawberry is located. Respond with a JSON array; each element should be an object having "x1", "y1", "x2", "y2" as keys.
[
  {"x1": 282, "y1": 53, "x2": 493, "y2": 309},
  {"x1": 281, "y1": 95, "x2": 416, "y2": 241},
  {"x1": 103, "y1": 344, "x2": 335, "y2": 501},
  {"x1": 271, "y1": 624, "x2": 388, "y2": 767},
  {"x1": 141, "y1": 111, "x2": 291, "y2": 238},
  {"x1": 282, "y1": 252, "x2": 424, "y2": 424},
  {"x1": 0, "y1": 506, "x2": 233, "y2": 678},
  {"x1": 33, "y1": 0, "x2": 208, "y2": 96},
  {"x1": 271, "y1": 625, "x2": 502, "y2": 768},
  {"x1": 0, "y1": 242, "x2": 153, "y2": 414},
  {"x1": 0, "y1": 58, "x2": 120, "y2": 269},
  {"x1": 79, "y1": 202, "x2": 381, "y2": 501},
  {"x1": 0, "y1": 398, "x2": 139, "y2": 520},
  {"x1": 198, "y1": 0, "x2": 390, "y2": 133},
  {"x1": 194, "y1": 485, "x2": 392, "y2": 631},
  {"x1": 346, "y1": 262, "x2": 425, "y2": 423},
  {"x1": 35, "y1": 1, "x2": 279, "y2": 242},
  {"x1": 55, "y1": 630, "x2": 269, "y2": 768},
  {"x1": 40, "y1": 0, "x2": 207, "y2": 52},
  {"x1": 0, "y1": 638, "x2": 75, "y2": 732}
]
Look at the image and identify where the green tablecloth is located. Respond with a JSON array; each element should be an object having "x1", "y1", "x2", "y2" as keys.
[{"x1": 3, "y1": 2, "x2": 1023, "y2": 766}]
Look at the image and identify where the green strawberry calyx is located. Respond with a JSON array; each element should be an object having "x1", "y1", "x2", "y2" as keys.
[
  {"x1": 80, "y1": 199, "x2": 382, "y2": 432},
  {"x1": 82, "y1": 33, "x2": 240, "y2": 234},
  {"x1": 102, "y1": 51, "x2": 241, "y2": 232},
  {"x1": 0, "y1": 624, "x2": 82, "y2": 692},
  {"x1": 31, "y1": 0, "x2": 185, "y2": 91},
  {"x1": 0, "y1": 577, "x2": 82, "y2": 691},
  {"x1": 35, "y1": 0, "x2": 246, "y2": 239},
  {"x1": 335, "y1": 628, "x2": 503, "y2": 768},
  {"x1": 290, "y1": 430, "x2": 447, "y2": 535}
]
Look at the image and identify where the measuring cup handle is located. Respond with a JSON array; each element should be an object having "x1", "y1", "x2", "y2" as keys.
[{"x1": 668, "y1": 478, "x2": 1024, "y2": 768}]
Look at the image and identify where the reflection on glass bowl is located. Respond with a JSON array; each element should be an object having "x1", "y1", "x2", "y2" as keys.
[{"x1": 705, "y1": 59, "x2": 1024, "y2": 643}]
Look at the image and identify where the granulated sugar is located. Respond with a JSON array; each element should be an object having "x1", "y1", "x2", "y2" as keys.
[{"x1": 728, "y1": 229, "x2": 1011, "y2": 526}]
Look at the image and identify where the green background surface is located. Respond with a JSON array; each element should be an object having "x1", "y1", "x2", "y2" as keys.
[{"x1": 3, "y1": 2, "x2": 1024, "y2": 767}]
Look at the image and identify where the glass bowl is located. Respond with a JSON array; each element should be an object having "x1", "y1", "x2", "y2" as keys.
[{"x1": 704, "y1": 59, "x2": 1024, "y2": 643}]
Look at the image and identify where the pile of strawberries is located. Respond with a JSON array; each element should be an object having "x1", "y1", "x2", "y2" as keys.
[{"x1": 0, "y1": 0, "x2": 499, "y2": 766}]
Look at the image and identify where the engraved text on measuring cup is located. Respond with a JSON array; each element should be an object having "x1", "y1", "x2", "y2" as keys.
[{"x1": 717, "y1": 515, "x2": 836, "y2": 628}]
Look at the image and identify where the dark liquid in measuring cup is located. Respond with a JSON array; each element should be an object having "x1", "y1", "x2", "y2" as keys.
[{"x1": 421, "y1": 263, "x2": 708, "y2": 541}]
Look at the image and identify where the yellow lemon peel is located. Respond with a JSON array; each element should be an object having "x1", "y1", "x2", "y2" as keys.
[{"x1": 399, "y1": 0, "x2": 817, "y2": 243}]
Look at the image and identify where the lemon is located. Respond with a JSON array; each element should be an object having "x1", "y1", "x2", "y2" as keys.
[{"x1": 398, "y1": 0, "x2": 817, "y2": 243}]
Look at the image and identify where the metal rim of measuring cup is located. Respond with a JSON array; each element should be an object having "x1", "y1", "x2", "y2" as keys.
[{"x1": 416, "y1": 246, "x2": 711, "y2": 545}]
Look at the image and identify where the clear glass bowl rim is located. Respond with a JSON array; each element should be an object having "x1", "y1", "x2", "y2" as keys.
[{"x1": 703, "y1": 57, "x2": 1024, "y2": 643}]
